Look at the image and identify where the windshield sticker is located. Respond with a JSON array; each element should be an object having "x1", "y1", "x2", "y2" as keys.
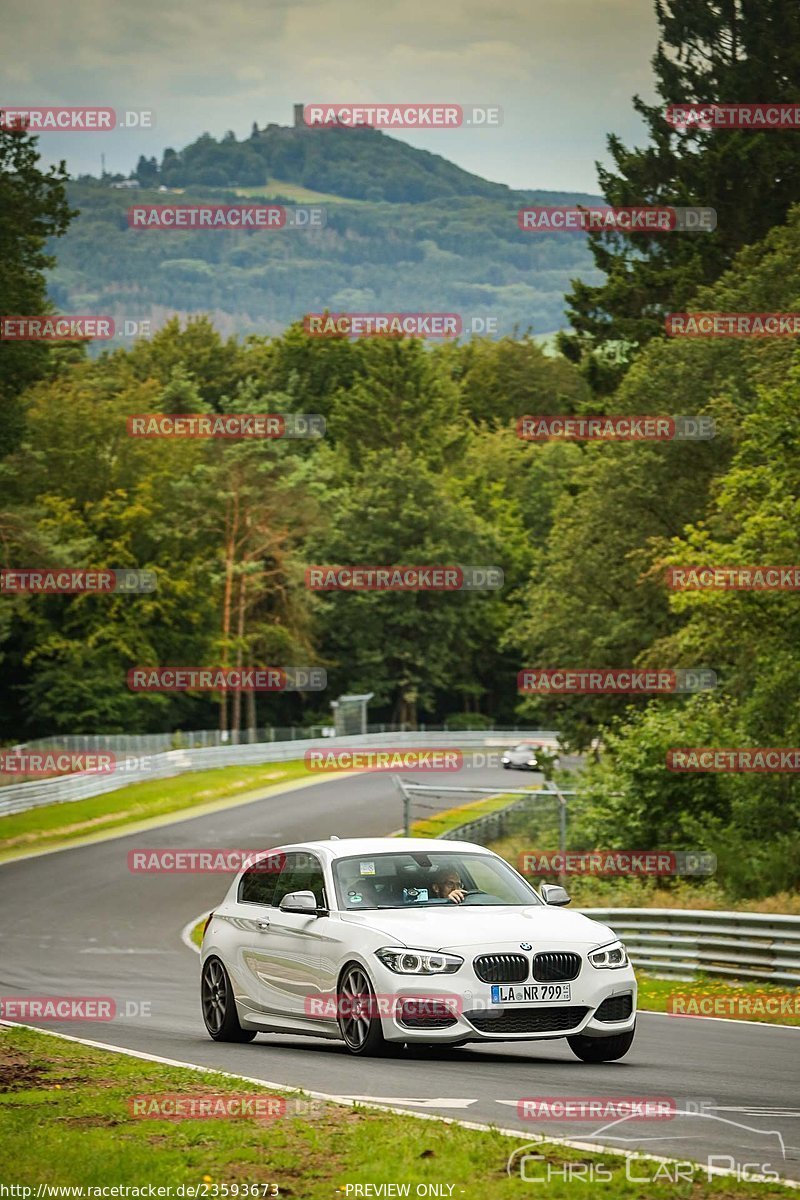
[{"x1": 359, "y1": 861, "x2": 376, "y2": 875}]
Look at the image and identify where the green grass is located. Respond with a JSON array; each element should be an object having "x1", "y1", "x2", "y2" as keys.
[
  {"x1": 0, "y1": 1026, "x2": 795, "y2": 1197},
  {"x1": 408, "y1": 792, "x2": 518, "y2": 838},
  {"x1": 234, "y1": 180, "x2": 365, "y2": 204},
  {"x1": 0, "y1": 760, "x2": 326, "y2": 862},
  {"x1": 636, "y1": 973, "x2": 800, "y2": 1026}
]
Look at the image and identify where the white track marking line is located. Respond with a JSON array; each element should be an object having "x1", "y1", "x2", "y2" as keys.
[
  {"x1": 181, "y1": 911, "x2": 210, "y2": 954},
  {"x1": 2, "y1": 1020, "x2": 797, "y2": 1187}
]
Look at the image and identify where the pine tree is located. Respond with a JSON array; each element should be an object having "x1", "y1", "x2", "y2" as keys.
[{"x1": 560, "y1": 0, "x2": 800, "y2": 391}]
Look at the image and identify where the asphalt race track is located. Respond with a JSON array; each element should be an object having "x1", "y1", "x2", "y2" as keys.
[{"x1": 1, "y1": 764, "x2": 798, "y2": 1182}]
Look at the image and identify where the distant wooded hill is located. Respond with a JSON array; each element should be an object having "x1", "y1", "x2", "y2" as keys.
[{"x1": 53, "y1": 120, "x2": 603, "y2": 341}]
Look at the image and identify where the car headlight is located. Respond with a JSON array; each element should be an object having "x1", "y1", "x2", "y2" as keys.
[
  {"x1": 588, "y1": 940, "x2": 629, "y2": 969},
  {"x1": 527, "y1": 758, "x2": 537, "y2": 766},
  {"x1": 501, "y1": 756, "x2": 510, "y2": 763},
  {"x1": 375, "y1": 947, "x2": 463, "y2": 975}
]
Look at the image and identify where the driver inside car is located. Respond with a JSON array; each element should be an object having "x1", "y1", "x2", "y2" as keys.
[{"x1": 429, "y1": 866, "x2": 466, "y2": 904}]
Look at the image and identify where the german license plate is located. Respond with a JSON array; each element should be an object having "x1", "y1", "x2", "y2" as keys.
[{"x1": 490, "y1": 983, "x2": 571, "y2": 1004}]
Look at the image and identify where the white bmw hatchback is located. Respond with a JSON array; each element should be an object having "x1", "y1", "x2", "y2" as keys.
[{"x1": 200, "y1": 837, "x2": 637, "y2": 1060}]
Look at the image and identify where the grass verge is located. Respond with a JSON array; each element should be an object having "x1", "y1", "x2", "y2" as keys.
[
  {"x1": 408, "y1": 792, "x2": 518, "y2": 838},
  {"x1": 0, "y1": 1025, "x2": 795, "y2": 1197},
  {"x1": 0, "y1": 760, "x2": 327, "y2": 862},
  {"x1": 635, "y1": 974, "x2": 800, "y2": 1026}
]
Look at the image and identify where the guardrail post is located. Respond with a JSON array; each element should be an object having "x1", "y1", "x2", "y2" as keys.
[{"x1": 392, "y1": 775, "x2": 412, "y2": 836}]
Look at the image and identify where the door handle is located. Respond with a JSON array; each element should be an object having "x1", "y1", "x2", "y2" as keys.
[{"x1": 256, "y1": 919, "x2": 270, "y2": 932}]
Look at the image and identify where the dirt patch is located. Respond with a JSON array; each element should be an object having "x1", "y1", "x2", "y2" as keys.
[{"x1": 0, "y1": 1052, "x2": 51, "y2": 1092}]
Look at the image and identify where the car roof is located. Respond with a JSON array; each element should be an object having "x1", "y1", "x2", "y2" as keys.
[{"x1": 273, "y1": 836, "x2": 494, "y2": 861}]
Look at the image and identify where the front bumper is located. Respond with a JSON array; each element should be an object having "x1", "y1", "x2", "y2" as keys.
[{"x1": 369, "y1": 957, "x2": 637, "y2": 1043}]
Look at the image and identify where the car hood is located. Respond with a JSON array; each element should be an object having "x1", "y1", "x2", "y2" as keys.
[{"x1": 339, "y1": 905, "x2": 615, "y2": 951}]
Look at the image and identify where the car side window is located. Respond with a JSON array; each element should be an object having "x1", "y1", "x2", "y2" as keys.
[
  {"x1": 272, "y1": 852, "x2": 327, "y2": 908},
  {"x1": 289, "y1": 853, "x2": 327, "y2": 907},
  {"x1": 238, "y1": 859, "x2": 282, "y2": 907}
]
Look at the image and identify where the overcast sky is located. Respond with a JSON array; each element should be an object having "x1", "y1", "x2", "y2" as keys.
[{"x1": 3, "y1": 0, "x2": 660, "y2": 192}]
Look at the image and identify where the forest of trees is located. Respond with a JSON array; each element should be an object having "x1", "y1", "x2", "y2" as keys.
[
  {"x1": 1, "y1": 0, "x2": 799, "y2": 898},
  {"x1": 49, "y1": 181, "x2": 601, "y2": 343},
  {"x1": 133, "y1": 121, "x2": 521, "y2": 202}
]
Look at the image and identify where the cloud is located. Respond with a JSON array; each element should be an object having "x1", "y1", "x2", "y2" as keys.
[{"x1": 1, "y1": 0, "x2": 658, "y2": 190}]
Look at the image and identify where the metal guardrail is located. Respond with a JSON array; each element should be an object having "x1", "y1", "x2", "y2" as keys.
[
  {"x1": 580, "y1": 908, "x2": 800, "y2": 985},
  {"x1": 441, "y1": 794, "x2": 551, "y2": 844},
  {"x1": 0, "y1": 730, "x2": 559, "y2": 817},
  {"x1": 10, "y1": 723, "x2": 427, "y2": 755},
  {"x1": 435, "y1": 806, "x2": 799, "y2": 986}
]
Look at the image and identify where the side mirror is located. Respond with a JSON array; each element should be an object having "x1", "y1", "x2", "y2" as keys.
[
  {"x1": 279, "y1": 889, "x2": 325, "y2": 915},
  {"x1": 541, "y1": 884, "x2": 571, "y2": 906}
]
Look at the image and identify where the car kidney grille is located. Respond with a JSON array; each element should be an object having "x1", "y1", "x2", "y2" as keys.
[
  {"x1": 473, "y1": 953, "x2": 528, "y2": 983},
  {"x1": 465, "y1": 1006, "x2": 588, "y2": 1034},
  {"x1": 532, "y1": 952, "x2": 582, "y2": 982}
]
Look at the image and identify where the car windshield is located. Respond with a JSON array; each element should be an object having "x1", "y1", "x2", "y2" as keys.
[
  {"x1": 514, "y1": 743, "x2": 535, "y2": 752},
  {"x1": 332, "y1": 851, "x2": 542, "y2": 910}
]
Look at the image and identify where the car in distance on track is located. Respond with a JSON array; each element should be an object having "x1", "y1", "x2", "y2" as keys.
[
  {"x1": 501, "y1": 742, "x2": 541, "y2": 770},
  {"x1": 201, "y1": 837, "x2": 636, "y2": 1059}
]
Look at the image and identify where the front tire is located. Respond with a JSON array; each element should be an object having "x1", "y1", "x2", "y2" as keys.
[
  {"x1": 201, "y1": 956, "x2": 256, "y2": 1042},
  {"x1": 567, "y1": 1024, "x2": 635, "y2": 1062},
  {"x1": 338, "y1": 962, "x2": 394, "y2": 1056}
]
